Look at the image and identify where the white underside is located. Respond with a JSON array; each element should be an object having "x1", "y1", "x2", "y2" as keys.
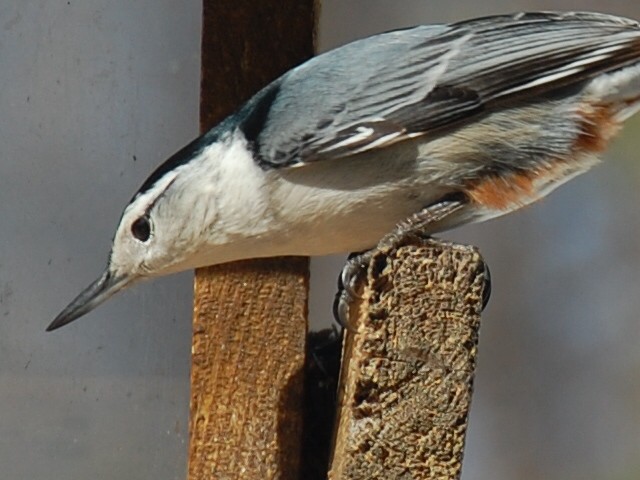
[{"x1": 178, "y1": 140, "x2": 598, "y2": 271}]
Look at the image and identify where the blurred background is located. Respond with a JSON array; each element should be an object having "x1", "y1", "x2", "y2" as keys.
[{"x1": 2, "y1": 1, "x2": 640, "y2": 479}]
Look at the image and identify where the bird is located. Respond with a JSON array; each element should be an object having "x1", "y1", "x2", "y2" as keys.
[{"x1": 48, "y1": 11, "x2": 640, "y2": 331}]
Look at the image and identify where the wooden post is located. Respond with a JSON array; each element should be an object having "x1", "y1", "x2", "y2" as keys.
[
  {"x1": 188, "y1": 3, "x2": 317, "y2": 480},
  {"x1": 328, "y1": 239, "x2": 487, "y2": 480}
]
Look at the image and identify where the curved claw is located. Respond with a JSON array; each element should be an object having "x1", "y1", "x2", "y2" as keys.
[
  {"x1": 332, "y1": 288, "x2": 352, "y2": 329},
  {"x1": 481, "y1": 260, "x2": 492, "y2": 311},
  {"x1": 340, "y1": 251, "x2": 370, "y2": 299},
  {"x1": 332, "y1": 251, "x2": 372, "y2": 328}
]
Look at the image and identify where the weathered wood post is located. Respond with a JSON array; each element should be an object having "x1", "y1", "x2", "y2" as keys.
[
  {"x1": 188, "y1": 3, "x2": 317, "y2": 479},
  {"x1": 329, "y1": 239, "x2": 487, "y2": 480}
]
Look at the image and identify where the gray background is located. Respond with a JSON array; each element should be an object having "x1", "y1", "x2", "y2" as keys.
[{"x1": 2, "y1": 1, "x2": 640, "y2": 479}]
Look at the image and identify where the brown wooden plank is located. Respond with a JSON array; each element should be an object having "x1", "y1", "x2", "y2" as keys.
[
  {"x1": 329, "y1": 239, "x2": 488, "y2": 480},
  {"x1": 189, "y1": 2, "x2": 317, "y2": 479}
]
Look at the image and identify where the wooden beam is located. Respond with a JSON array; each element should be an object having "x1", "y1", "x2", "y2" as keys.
[
  {"x1": 188, "y1": 3, "x2": 317, "y2": 479},
  {"x1": 328, "y1": 239, "x2": 487, "y2": 480}
]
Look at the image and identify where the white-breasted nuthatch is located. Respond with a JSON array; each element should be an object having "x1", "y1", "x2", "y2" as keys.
[{"x1": 48, "y1": 11, "x2": 640, "y2": 331}]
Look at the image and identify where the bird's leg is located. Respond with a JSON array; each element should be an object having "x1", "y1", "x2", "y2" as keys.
[{"x1": 333, "y1": 193, "x2": 468, "y2": 326}]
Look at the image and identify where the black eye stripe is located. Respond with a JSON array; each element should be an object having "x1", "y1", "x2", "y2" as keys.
[{"x1": 131, "y1": 216, "x2": 151, "y2": 242}]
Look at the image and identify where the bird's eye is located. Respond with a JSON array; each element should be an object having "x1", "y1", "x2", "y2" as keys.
[{"x1": 131, "y1": 216, "x2": 151, "y2": 242}]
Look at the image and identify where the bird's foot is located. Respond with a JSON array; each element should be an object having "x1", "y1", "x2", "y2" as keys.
[
  {"x1": 333, "y1": 251, "x2": 371, "y2": 328},
  {"x1": 332, "y1": 193, "x2": 469, "y2": 326}
]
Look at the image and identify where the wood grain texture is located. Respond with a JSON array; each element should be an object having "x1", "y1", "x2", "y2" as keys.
[
  {"x1": 189, "y1": 2, "x2": 317, "y2": 479},
  {"x1": 190, "y1": 258, "x2": 309, "y2": 479},
  {"x1": 329, "y1": 239, "x2": 487, "y2": 480},
  {"x1": 200, "y1": 1, "x2": 318, "y2": 128}
]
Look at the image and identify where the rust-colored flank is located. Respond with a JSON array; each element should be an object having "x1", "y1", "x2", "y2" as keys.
[
  {"x1": 467, "y1": 170, "x2": 537, "y2": 210},
  {"x1": 574, "y1": 103, "x2": 622, "y2": 154}
]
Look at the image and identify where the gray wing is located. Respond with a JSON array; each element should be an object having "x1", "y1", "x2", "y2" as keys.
[{"x1": 247, "y1": 12, "x2": 640, "y2": 168}]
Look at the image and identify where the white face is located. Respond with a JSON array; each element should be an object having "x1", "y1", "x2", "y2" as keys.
[
  {"x1": 109, "y1": 168, "x2": 205, "y2": 280},
  {"x1": 48, "y1": 134, "x2": 265, "y2": 331},
  {"x1": 47, "y1": 161, "x2": 217, "y2": 331},
  {"x1": 109, "y1": 202, "x2": 159, "y2": 281},
  {"x1": 108, "y1": 134, "x2": 276, "y2": 280}
]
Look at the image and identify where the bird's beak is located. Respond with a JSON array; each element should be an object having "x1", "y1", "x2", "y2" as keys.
[{"x1": 46, "y1": 269, "x2": 132, "y2": 332}]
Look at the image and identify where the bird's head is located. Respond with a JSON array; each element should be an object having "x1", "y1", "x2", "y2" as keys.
[{"x1": 47, "y1": 134, "x2": 223, "y2": 332}]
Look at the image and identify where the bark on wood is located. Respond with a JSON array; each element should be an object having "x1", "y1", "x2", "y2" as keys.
[
  {"x1": 328, "y1": 239, "x2": 487, "y2": 480},
  {"x1": 189, "y1": 3, "x2": 317, "y2": 479}
]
